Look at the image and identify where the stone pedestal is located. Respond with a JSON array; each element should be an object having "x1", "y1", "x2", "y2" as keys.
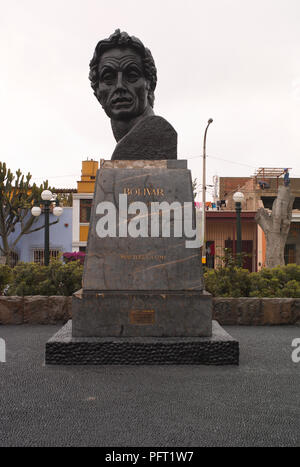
[
  {"x1": 45, "y1": 160, "x2": 239, "y2": 365},
  {"x1": 81, "y1": 160, "x2": 204, "y2": 294}
]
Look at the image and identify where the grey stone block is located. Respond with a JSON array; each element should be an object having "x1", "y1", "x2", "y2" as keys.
[
  {"x1": 167, "y1": 160, "x2": 187, "y2": 169},
  {"x1": 82, "y1": 164, "x2": 204, "y2": 292},
  {"x1": 72, "y1": 289, "x2": 212, "y2": 337}
]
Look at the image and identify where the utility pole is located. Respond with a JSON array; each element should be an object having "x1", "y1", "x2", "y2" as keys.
[{"x1": 202, "y1": 118, "x2": 213, "y2": 264}]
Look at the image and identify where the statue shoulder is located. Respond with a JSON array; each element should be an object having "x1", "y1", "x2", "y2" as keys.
[{"x1": 111, "y1": 115, "x2": 177, "y2": 160}]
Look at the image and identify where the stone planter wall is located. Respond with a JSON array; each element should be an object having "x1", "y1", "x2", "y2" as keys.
[
  {"x1": 212, "y1": 298, "x2": 300, "y2": 325},
  {"x1": 0, "y1": 296, "x2": 299, "y2": 325},
  {"x1": 0, "y1": 296, "x2": 72, "y2": 325}
]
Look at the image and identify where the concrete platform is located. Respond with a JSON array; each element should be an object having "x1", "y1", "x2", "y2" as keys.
[
  {"x1": 1, "y1": 325, "x2": 298, "y2": 446},
  {"x1": 45, "y1": 320, "x2": 239, "y2": 365}
]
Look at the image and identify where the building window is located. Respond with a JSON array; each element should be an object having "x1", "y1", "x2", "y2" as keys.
[
  {"x1": 284, "y1": 244, "x2": 296, "y2": 264},
  {"x1": 290, "y1": 223, "x2": 300, "y2": 239},
  {"x1": 79, "y1": 247, "x2": 86, "y2": 253},
  {"x1": 80, "y1": 199, "x2": 92, "y2": 223},
  {"x1": 33, "y1": 249, "x2": 61, "y2": 265}
]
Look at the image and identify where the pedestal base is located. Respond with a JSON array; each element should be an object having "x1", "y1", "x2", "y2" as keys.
[
  {"x1": 45, "y1": 320, "x2": 239, "y2": 365},
  {"x1": 72, "y1": 290, "x2": 212, "y2": 338}
]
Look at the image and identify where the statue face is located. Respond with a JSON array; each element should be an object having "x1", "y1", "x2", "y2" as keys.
[{"x1": 97, "y1": 47, "x2": 150, "y2": 120}]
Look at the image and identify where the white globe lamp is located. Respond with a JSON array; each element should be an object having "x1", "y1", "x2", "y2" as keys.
[
  {"x1": 41, "y1": 190, "x2": 53, "y2": 201},
  {"x1": 53, "y1": 206, "x2": 63, "y2": 217},
  {"x1": 233, "y1": 191, "x2": 245, "y2": 204},
  {"x1": 31, "y1": 206, "x2": 41, "y2": 217}
]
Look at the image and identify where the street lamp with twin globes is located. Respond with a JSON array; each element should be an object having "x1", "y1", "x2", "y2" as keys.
[
  {"x1": 31, "y1": 190, "x2": 63, "y2": 266},
  {"x1": 233, "y1": 191, "x2": 245, "y2": 266}
]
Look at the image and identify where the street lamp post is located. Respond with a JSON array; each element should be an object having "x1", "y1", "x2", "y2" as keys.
[
  {"x1": 202, "y1": 118, "x2": 213, "y2": 264},
  {"x1": 31, "y1": 190, "x2": 63, "y2": 266},
  {"x1": 233, "y1": 191, "x2": 245, "y2": 267}
]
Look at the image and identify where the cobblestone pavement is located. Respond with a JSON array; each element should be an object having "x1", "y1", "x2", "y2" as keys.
[{"x1": 0, "y1": 325, "x2": 299, "y2": 447}]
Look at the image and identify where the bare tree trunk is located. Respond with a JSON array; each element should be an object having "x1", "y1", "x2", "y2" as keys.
[{"x1": 255, "y1": 185, "x2": 294, "y2": 268}]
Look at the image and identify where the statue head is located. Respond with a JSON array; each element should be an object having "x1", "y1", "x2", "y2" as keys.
[{"x1": 89, "y1": 30, "x2": 157, "y2": 121}]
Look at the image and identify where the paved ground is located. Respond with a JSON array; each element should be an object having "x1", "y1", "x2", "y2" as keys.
[{"x1": 0, "y1": 325, "x2": 299, "y2": 447}]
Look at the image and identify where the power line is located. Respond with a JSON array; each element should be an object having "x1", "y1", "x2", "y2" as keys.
[
  {"x1": 32, "y1": 174, "x2": 78, "y2": 180},
  {"x1": 185, "y1": 154, "x2": 257, "y2": 169}
]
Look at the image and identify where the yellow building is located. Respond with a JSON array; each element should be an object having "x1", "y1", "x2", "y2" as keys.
[{"x1": 72, "y1": 159, "x2": 98, "y2": 252}]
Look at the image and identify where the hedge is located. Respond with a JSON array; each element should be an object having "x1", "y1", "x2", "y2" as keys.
[
  {"x1": 3, "y1": 261, "x2": 83, "y2": 296},
  {"x1": 204, "y1": 264, "x2": 300, "y2": 298},
  {"x1": 1, "y1": 262, "x2": 300, "y2": 297}
]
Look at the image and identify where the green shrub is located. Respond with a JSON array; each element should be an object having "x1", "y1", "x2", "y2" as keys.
[
  {"x1": 249, "y1": 264, "x2": 300, "y2": 298},
  {"x1": 8, "y1": 262, "x2": 47, "y2": 296},
  {"x1": 204, "y1": 248, "x2": 252, "y2": 297},
  {"x1": 0, "y1": 264, "x2": 12, "y2": 294},
  {"x1": 279, "y1": 280, "x2": 300, "y2": 298},
  {"x1": 204, "y1": 262, "x2": 300, "y2": 298},
  {"x1": 46, "y1": 259, "x2": 83, "y2": 296},
  {"x1": 8, "y1": 260, "x2": 83, "y2": 296},
  {"x1": 204, "y1": 267, "x2": 251, "y2": 297},
  {"x1": 249, "y1": 273, "x2": 282, "y2": 298}
]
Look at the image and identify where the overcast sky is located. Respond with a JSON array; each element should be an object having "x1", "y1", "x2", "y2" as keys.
[{"x1": 1, "y1": 0, "x2": 299, "y2": 200}]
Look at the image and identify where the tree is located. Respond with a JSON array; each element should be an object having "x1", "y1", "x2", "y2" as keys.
[
  {"x1": 255, "y1": 185, "x2": 295, "y2": 268},
  {"x1": 0, "y1": 162, "x2": 56, "y2": 265},
  {"x1": 57, "y1": 192, "x2": 73, "y2": 207}
]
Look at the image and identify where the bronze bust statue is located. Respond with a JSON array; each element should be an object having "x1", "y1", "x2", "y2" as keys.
[{"x1": 89, "y1": 29, "x2": 177, "y2": 160}]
